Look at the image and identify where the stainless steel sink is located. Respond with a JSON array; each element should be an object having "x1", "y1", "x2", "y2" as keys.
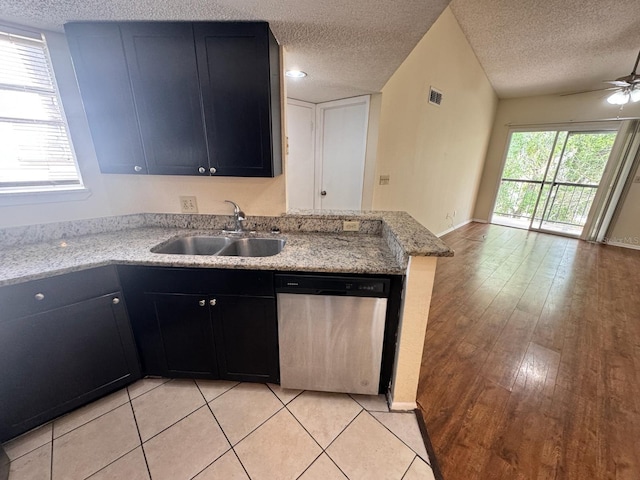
[
  {"x1": 151, "y1": 236, "x2": 234, "y2": 255},
  {"x1": 151, "y1": 235, "x2": 285, "y2": 257},
  {"x1": 216, "y1": 238, "x2": 286, "y2": 257}
]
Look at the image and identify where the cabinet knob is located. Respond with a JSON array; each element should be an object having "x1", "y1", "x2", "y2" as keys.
[
  {"x1": 199, "y1": 299, "x2": 206, "y2": 307},
  {"x1": 210, "y1": 167, "x2": 217, "y2": 174},
  {"x1": 209, "y1": 299, "x2": 217, "y2": 306},
  {"x1": 34, "y1": 292, "x2": 45, "y2": 301},
  {"x1": 320, "y1": 190, "x2": 327, "y2": 196},
  {"x1": 112, "y1": 297, "x2": 120, "y2": 305},
  {"x1": 134, "y1": 165, "x2": 142, "y2": 172},
  {"x1": 198, "y1": 166, "x2": 206, "y2": 174}
]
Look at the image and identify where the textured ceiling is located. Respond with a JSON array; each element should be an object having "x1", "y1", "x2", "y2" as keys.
[
  {"x1": 0, "y1": 0, "x2": 449, "y2": 103},
  {"x1": 450, "y1": 0, "x2": 640, "y2": 98}
]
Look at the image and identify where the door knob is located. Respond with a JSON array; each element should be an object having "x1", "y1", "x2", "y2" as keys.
[{"x1": 320, "y1": 190, "x2": 327, "y2": 196}]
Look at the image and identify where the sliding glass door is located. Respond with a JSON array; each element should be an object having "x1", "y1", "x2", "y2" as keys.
[{"x1": 492, "y1": 126, "x2": 619, "y2": 237}]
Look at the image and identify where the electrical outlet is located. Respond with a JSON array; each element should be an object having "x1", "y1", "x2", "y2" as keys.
[
  {"x1": 179, "y1": 196, "x2": 198, "y2": 213},
  {"x1": 379, "y1": 175, "x2": 390, "y2": 186},
  {"x1": 343, "y1": 220, "x2": 361, "y2": 232}
]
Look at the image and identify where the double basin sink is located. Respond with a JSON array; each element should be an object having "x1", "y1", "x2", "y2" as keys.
[{"x1": 151, "y1": 235, "x2": 285, "y2": 257}]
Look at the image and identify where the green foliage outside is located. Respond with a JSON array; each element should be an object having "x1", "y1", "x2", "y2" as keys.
[{"x1": 494, "y1": 130, "x2": 617, "y2": 227}]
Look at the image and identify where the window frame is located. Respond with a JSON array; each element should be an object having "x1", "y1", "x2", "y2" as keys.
[{"x1": 0, "y1": 23, "x2": 87, "y2": 203}]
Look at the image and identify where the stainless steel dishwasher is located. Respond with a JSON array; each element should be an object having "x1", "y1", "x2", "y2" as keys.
[{"x1": 275, "y1": 274, "x2": 390, "y2": 395}]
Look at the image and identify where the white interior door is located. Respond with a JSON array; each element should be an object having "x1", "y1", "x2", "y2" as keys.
[
  {"x1": 316, "y1": 96, "x2": 370, "y2": 210},
  {"x1": 286, "y1": 99, "x2": 315, "y2": 210}
]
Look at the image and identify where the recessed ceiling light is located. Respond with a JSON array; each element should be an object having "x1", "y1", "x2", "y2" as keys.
[{"x1": 285, "y1": 70, "x2": 307, "y2": 78}]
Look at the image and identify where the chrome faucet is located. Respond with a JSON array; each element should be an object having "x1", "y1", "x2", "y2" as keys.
[{"x1": 224, "y1": 200, "x2": 246, "y2": 233}]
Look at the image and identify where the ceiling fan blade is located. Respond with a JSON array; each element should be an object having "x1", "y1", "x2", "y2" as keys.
[
  {"x1": 560, "y1": 87, "x2": 617, "y2": 97},
  {"x1": 604, "y1": 80, "x2": 631, "y2": 86}
]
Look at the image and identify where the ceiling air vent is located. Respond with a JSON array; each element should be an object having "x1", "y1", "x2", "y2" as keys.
[{"x1": 429, "y1": 87, "x2": 443, "y2": 106}]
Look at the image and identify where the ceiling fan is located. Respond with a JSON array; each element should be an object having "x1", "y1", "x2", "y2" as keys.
[
  {"x1": 604, "y1": 48, "x2": 640, "y2": 105},
  {"x1": 560, "y1": 48, "x2": 640, "y2": 104}
]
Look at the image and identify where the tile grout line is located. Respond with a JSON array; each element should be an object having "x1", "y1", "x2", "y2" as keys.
[
  {"x1": 320, "y1": 408, "x2": 370, "y2": 480},
  {"x1": 127, "y1": 377, "x2": 172, "y2": 401},
  {"x1": 2, "y1": 422, "x2": 53, "y2": 463},
  {"x1": 51, "y1": 394, "x2": 130, "y2": 442},
  {"x1": 189, "y1": 380, "x2": 239, "y2": 479},
  {"x1": 49, "y1": 423, "x2": 54, "y2": 480},
  {"x1": 368, "y1": 410, "x2": 430, "y2": 464},
  {"x1": 400, "y1": 454, "x2": 418, "y2": 480},
  {"x1": 133, "y1": 380, "x2": 206, "y2": 445},
  {"x1": 125, "y1": 387, "x2": 153, "y2": 480}
]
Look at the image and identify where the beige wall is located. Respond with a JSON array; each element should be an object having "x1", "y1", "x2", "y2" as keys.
[
  {"x1": 0, "y1": 30, "x2": 286, "y2": 228},
  {"x1": 473, "y1": 92, "x2": 640, "y2": 248},
  {"x1": 372, "y1": 7, "x2": 497, "y2": 235}
]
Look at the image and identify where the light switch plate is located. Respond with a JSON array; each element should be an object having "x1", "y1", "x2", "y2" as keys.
[
  {"x1": 343, "y1": 220, "x2": 361, "y2": 232},
  {"x1": 179, "y1": 196, "x2": 198, "y2": 213}
]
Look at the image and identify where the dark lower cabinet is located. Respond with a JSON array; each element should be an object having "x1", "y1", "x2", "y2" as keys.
[
  {"x1": 213, "y1": 296, "x2": 279, "y2": 383},
  {"x1": 119, "y1": 266, "x2": 280, "y2": 384},
  {"x1": 146, "y1": 293, "x2": 218, "y2": 378},
  {"x1": 0, "y1": 283, "x2": 141, "y2": 442}
]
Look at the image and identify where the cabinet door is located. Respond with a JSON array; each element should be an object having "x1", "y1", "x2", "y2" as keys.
[
  {"x1": 0, "y1": 293, "x2": 140, "y2": 442},
  {"x1": 65, "y1": 23, "x2": 147, "y2": 174},
  {"x1": 146, "y1": 293, "x2": 218, "y2": 378},
  {"x1": 120, "y1": 23, "x2": 210, "y2": 176},
  {"x1": 194, "y1": 22, "x2": 282, "y2": 177},
  {"x1": 212, "y1": 296, "x2": 279, "y2": 383}
]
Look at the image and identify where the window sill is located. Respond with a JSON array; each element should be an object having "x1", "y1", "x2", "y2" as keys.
[{"x1": 0, "y1": 187, "x2": 92, "y2": 206}]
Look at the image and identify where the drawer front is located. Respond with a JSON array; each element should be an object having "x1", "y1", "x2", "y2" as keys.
[
  {"x1": 118, "y1": 266, "x2": 274, "y2": 297},
  {"x1": 0, "y1": 266, "x2": 120, "y2": 321}
]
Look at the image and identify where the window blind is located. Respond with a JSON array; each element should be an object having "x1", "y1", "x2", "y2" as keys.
[{"x1": 0, "y1": 30, "x2": 82, "y2": 192}]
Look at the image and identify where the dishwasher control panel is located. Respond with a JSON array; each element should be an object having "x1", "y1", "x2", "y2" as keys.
[{"x1": 275, "y1": 274, "x2": 390, "y2": 298}]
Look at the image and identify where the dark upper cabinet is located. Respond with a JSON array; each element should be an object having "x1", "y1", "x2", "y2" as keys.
[
  {"x1": 195, "y1": 22, "x2": 282, "y2": 177},
  {"x1": 120, "y1": 23, "x2": 210, "y2": 176},
  {"x1": 64, "y1": 21, "x2": 282, "y2": 177},
  {"x1": 64, "y1": 23, "x2": 147, "y2": 174}
]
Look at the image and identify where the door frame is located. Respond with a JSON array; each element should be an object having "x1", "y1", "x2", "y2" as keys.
[
  {"x1": 315, "y1": 95, "x2": 370, "y2": 210},
  {"x1": 285, "y1": 98, "x2": 316, "y2": 211},
  {"x1": 489, "y1": 121, "x2": 622, "y2": 239}
]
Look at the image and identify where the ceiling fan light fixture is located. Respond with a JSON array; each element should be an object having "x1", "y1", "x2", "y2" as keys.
[
  {"x1": 607, "y1": 90, "x2": 630, "y2": 105},
  {"x1": 631, "y1": 88, "x2": 640, "y2": 103}
]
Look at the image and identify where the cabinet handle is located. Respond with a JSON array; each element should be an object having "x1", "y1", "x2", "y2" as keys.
[
  {"x1": 209, "y1": 299, "x2": 217, "y2": 306},
  {"x1": 198, "y1": 166, "x2": 206, "y2": 174},
  {"x1": 320, "y1": 190, "x2": 327, "y2": 196},
  {"x1": 210, "y1": 167, "x2": 217, "y2": 174},
  {"x1": 34, "y1": 292, "x2": 45, "y2": 301},
  {"x1": 199, "y1": 299, "x2": 206, "y2": 307},
  {"x1": 134, "y1": 165, "x2": 142, "y2": 172},
  {"x1": 112, "y1": 297, "x2": 120, "y2": 305}
]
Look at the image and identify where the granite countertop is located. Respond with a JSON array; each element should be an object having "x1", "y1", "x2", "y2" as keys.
[{"x1": 0, "y1": 211, "x2": 453, "y2": 287}]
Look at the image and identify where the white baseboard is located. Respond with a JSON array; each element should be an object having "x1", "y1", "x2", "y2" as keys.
[
  {"x1": 605, "y1": 240, "x2": 640, "y2": 251},
  {"x1": 389, "y1": 401, "x2": 418, "y2": 412},
  {"x1": 436, "y1": 218, "x2": 474, "y2": 237}
]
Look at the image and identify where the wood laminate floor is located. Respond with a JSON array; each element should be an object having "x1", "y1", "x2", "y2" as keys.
[{"x1": 417, "y1": 222, "x2": 640, "y2": 480}]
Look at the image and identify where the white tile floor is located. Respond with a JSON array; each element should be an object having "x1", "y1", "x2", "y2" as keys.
[{"x1": 2, "y1": 379, "x2": 436, "y2": 480}]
